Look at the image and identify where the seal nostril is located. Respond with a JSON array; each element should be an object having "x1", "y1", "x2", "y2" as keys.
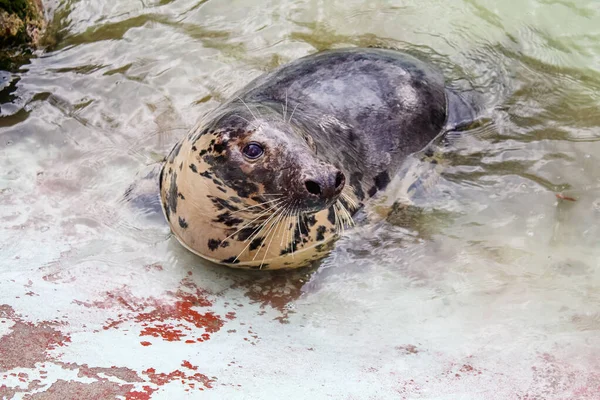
[
  {"x1": 305, "y1": 180, "x2": 321, "y2": 196},
  {"x1": 335, "y1": 171, "x2": 345, "y2": 189}
]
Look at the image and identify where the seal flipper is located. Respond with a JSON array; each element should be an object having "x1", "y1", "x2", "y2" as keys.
[
  {"x1": 444, "y1": 88, "x2": 485, "y2": 133},
  {"x1": 123, "y1": 164, "x2": 164, "y2": 217}
]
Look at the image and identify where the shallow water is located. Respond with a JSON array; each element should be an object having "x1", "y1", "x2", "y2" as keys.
[{"x1": 1, "y1": 0, "x2": 600, "y2": 398}]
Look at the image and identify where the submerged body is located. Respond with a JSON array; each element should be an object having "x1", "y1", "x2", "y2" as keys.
[{"x1": 159, "y1": 47, "x2": 469, "y2": 270}]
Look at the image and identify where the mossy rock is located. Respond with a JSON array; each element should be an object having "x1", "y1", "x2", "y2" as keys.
[{"x1": 0, "y1": 0, "x2": 45, "y2": 70}]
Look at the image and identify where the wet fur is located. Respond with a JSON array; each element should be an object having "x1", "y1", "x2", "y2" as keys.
[{"x1": 157, "y1": 48, "x2": 473, "y2": 269}]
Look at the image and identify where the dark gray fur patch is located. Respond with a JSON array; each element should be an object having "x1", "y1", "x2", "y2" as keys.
[
  {"x1": 221, "y1": 257, "x2": 240, "y2": 264},
  {"x1": 315, "y1": 241, "x2": 335, "y2": 253},
  {"x1": 327, "y1": 206, "x2": 336, "y2": 225},
  {"x1": 237, "y1": 227, "x2": 255, "y2": 241},
  {"x1": 349, "y1": 172, "x2": 365, "y2": 200},
  {"x1": 212, "y1": 141, "x2": 226, "y2": 154},
  {"x1": 227, "y1": 179, "x2": 258, "y2": 199},
  {"x1": 209, "y1": 196, "x2": 239, "y2": 212},
  {"x1": 316, "y1": 225, "x2": 327, "y2": 241},
  {"x1": 367, "y1": 186, "x2": 377, "y2": 197},
  {"x1": 207, "y1": 239, "x2": 221, "y2": 251},
  {"x1": 167, "y1": 171, "x2": 178, "y2": 216},
  {"x1": 189, "y1": 164, "x2": 198, "y2": 173},
  {"x1": 178, "y1": 217, "x2": 188, "y2": 229},
  {"x1": 214, "y1": 211, "x2": 243, "y2": 227},
  {"x1": 374, "y1": 171, "x2": 391, "y2": 190},
  {"x1": 249, "y1": 237, "x2": 264, "y2": 251},
  {"x1": 293, "y1": 223, "x2": 308, "y2": 246},
  {"x1": 166, "y1": 141, "x2": 182, "y2": 164}
]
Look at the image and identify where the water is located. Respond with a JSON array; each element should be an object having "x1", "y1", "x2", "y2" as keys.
[{"x1": 1, "y1": 0, "x2": 599, "y2": 398}]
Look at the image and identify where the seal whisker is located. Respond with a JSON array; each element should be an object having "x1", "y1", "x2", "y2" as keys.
[
  {"x1": 234, "y1": 202, "x2": 287, "y2": 263},
  {"x1": 288, "y1": 201, "x2": 298, "y2": 258},
  {"x1": 280, "y1": 202, "x2": 294, "y2": 248},
  {"x1": 251, "y1": 208, "x2": 283, "y2": 261},
  {"x1": 341, "y1": 191, "x2": 358, "y2": 209},
  {"x1": 337, "y1": 199, "x2": 355, "y2": 227},
  {"x1": 283, "y1": 90, "x2": 289, "y2": 122},
  {"x1": 230, "y1": 197, "x2": 285, "y2": 215},
  {"x1": 333, "y1": 203, "x2": 344, "y2": 236},
  {"x1": 256, "y1": 202, "x2": 291, "y2": 267},
  {"x1": 231, "y1": 114, "x2": 259, "y2": 130},
  {"x1": 293, "y1": 208, "x2": 303, "y2": 257},
  {"x1": 236, "y1": 96, "x2": 262, "y2": 128},
  {"x1": 243, "y1": 205, "x2": 283, "y2": 244},
  {"x1": 221, "y1": 200, "x2": 285, "y2": 242},
  {"x1": 334, "y1": 205, "x2": 341, "y2": 235},
  {"x1": 288, "y1": 102, "x2": 300, "y2": 124},
  {"x1": 340, "y1": 202, "x2": 352, "y2": 229},
  {"x1": 338, "y1": 206, "x2": 346, "y2": 235},
  {"x1": 290, "y1": 202, "x2": 299, "y2": 253}
]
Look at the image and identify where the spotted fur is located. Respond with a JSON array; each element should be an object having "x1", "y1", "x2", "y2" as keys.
[{"x1": 159, "y1": 48, "x2": 474, "y2": 269}]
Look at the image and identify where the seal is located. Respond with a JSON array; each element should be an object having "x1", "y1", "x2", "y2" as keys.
[{"x1": 159, "y1": 47, "x2": 476, "y2": 270}]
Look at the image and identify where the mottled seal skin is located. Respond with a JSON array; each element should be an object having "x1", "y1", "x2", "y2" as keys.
[{"x1": 160, "y1": 47, "x2": 470, "y2": 270}]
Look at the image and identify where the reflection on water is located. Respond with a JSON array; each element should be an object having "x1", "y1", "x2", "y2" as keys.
[{"x1": 1, "y1": 0, "x2": 599, "y2": 398}]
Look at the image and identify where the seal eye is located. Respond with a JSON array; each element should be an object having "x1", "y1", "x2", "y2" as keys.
[{"x1": 242, "y1": 142, "x2": 264, "y2": 160}]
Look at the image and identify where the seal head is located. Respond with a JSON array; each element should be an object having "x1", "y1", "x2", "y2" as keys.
[{"x1": 160, "y1": 103, "x2": 357, "y2": 270}]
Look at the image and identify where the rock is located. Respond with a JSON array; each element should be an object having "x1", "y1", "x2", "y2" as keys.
[{"x1": 0, "y1": 0, "x2": 46, "y2": 70}]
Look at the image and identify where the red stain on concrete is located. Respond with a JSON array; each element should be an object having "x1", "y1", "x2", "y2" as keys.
[
  {"x1": 144, "y1": 263, "x2": 163, "y2": 272},
  {"x1": 75, "y1": 278, "x2": 226, "y2": 343},
  {"x1": 396, "y1": 344, "x2": 420, "y2": 355},
  {"x1": 140, "y1": 325, "x2": 185, "y2": 342},
  {"x1": 517, "y1": 353, "x2": 600, "y2": 399},
  {"x1": 0, "y1": 305, "x2": 71, "y2": 370},
  {"x1": 395, "y1": 378, "x2": 421, "y2": 398},
  {"x1": 22, "y1": 380, "x2": 134, "y2": 400},
  {"x1": 41, "y1": 272, "x2": 62, "y2": 282},
  {"x1": 125, "y1": 386, "x2": 157, "y2": 400},
  {"x1": 225, "y1": 311, "x2": 236, "y2": 320},
  {"x1": 0, "y1": 384, "x2": 20, "y2": 400},
  {"x1": 182, "y1": 360, "x2": 198, "y2": 371},
  {"x1": 58, "y1": 362, "x2": 142, "y2": 383},
  {"x1": 2, "y1": 278, "x2": 222, "y2": 399},
  {"x1": 144, "y1": 367, "x2": 215, "y2": 390},
  {"x1": 449, "y1": 364, "x2": 482, "y2": 379}
]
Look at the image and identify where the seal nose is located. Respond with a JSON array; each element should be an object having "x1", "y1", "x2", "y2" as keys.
[{"x1": 304, "y1": 170, "x2": 345, "y2": 201}]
